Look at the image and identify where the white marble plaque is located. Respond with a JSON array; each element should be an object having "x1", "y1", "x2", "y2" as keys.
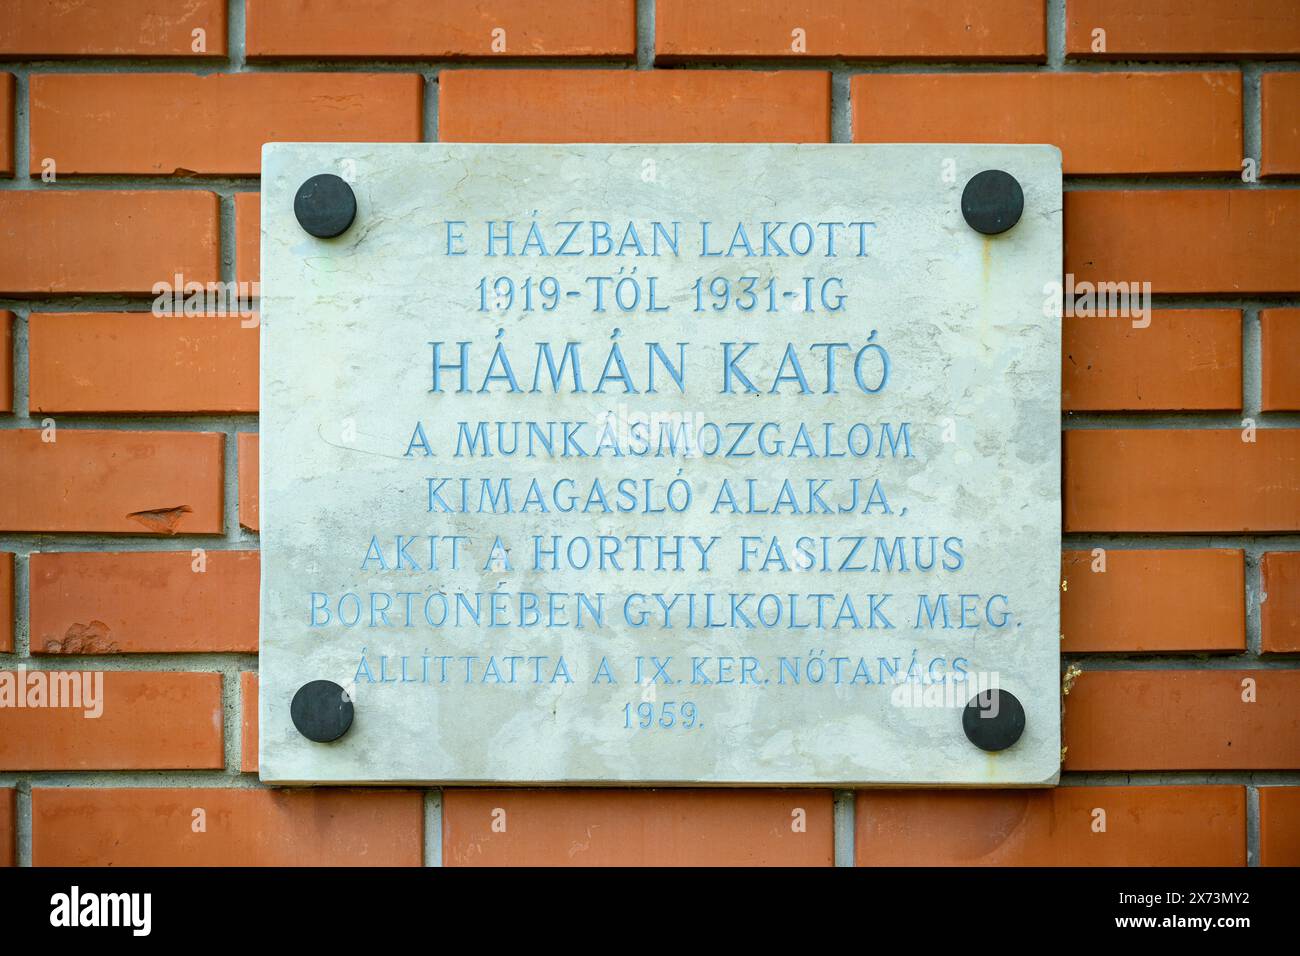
[{"x1": 260, "y1": 143, "x2": 1062, "y2": 786}]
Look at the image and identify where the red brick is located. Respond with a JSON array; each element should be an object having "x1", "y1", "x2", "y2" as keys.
[
  {"x1": 248, "y1": 0, "x2": 634, "y2": 58},
  {"x1": 1262, "y1": 308, "x2": 1300, "y2": 411},
  {"x1": 238, "y1": 433, "x2": 259, "y2": 532},
  {"x1": 30, "y1": 73, "x2": 422, "y2": 176},
  {"x1": 32, "y1": 788, "x2": 423, "y2": 866},
  {"x1": 0, "y1": 553, "x2": 12, "y2": 653},
  {"x1": 0, "y1": 0, "x2": 227, "y2": 57},
  {"x1": 1064, "y1": 429, "x2": 1300, "y2": 532},
  {"x1": 28, "y1": 312, "x2": 258, "y2": 414},
  {"x1": 658, "y1": 0, "x2": 1044, "y2": 60},
  {"x1": 1262, "y1": 552, "x2": 1300, "y2": 654},
  {"x1": 29, "y1": 550, "x2": 259, "y2": 655},
  {"x1": 857, "y1": 786, "x2": 1245, "y2": 866},
  {"x1": 240, "y1": 671, "x2": 258, "y2": 774},
  {"x1": 1067, "y1": 0, "x2": 1300, "y2": 58},
  {"x1": 440, "y1": 70, "x2": 830, "y2": 142},
  {"x1": 1065, "y1": 190, "x2": 1300, "y2": 294},
  {"x1": 1063, "y1": 671, "x2": 1300, "y2": 770},
  {"x1": 1262, "y1": 73, "x2": 1300, "y2": 176},
  {"x1": 0, "y1": 671, "x2": 223, "y2": 770},
  {"x1": 0, "y1": 429, "x2": 224, "y2": 534},
  {"x1": 443, "y1": 789, "x2": 833, "y2": 866},
  {"x1": 0, "y1": 310, "x2": 12, "y2": 412},
  {"x1": 853, "y1": 72, "x2": 1240, "y2": 174},
  {"x1": 1062, "y1": 309, "x2": 1241, "y2": 411},
  {"x1": 235, "y1": 193, "x2": 260, "y2": 288},
  {"x1": 0, "y1": 191, "x2": 219, "y2": 295},
  {"x1": 0, "y1": 73, "x2": 13, "y2": 176},
  {"x1": 1260, "y1": 787, "x2": 1300, "y2": 866},
  {"x1": 1062, "y1": 549, "x2": 1245, "y2": 653},
  {"x1": 0, "y1": 788, "x2": 13, "y2": 866}
]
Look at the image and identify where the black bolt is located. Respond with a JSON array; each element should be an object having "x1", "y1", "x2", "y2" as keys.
[
  {"x1": 290, "y1": 680, "x2": 354, "y2": 742},
  {"x1": 962, "y1": 688, "x2": 1026, "y2": 752},
  {"x1": 961, "y1": 169, "x2": 1024, "y2": 236},
  {"x1": 293, "y1": 173, "x2": 357, "y2": 239}
]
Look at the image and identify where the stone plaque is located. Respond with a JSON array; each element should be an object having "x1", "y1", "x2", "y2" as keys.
[{"x1": 260, "y1": 143, "x2": 1062, "y2": 786}]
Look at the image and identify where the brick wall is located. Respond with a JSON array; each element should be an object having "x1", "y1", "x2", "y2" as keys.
[{"x1": 1, "y1": 0, "x2": 1298, "y2": 867}]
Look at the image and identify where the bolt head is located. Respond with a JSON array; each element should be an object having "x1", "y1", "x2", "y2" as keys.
[
  {"x1": 291, "y1": 679, "x2": 354, "y2": 743},
  {"x1": 962, "y1": 688, "x2": 1026, "y2": 752},
  {"x1": 294, "y1": 173, "x2": 357, "y2": 239},
  {"x1": 961, "y1": 169, "x2": 1024, "y2": 236}
]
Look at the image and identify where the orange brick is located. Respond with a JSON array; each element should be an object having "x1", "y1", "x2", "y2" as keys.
[
  {"x1": 238, "y1": 433, "x2": 259, "y2": 532},
  {"x1": 30, "y1": 73, "x2": 422, "y2": 176},
  {"x1": 0, "y1": 553, "x2": 12, "y2": 653},
  {"x1": 0, "y1": 191, "x2": 219, "y2": 295},
  {"x1": 0, "y1": 73, "x2": 12, "y2": 176},
  {"x1": 29, "y1": 550, "x2": 259, "y2": 654},
  {"x1": 857, "y1": 786, "x2": 1244, "y2": 866},
  {"x1": 28, "y1": 312, "x2": 258, "y2": 414},
  {"x1": 248, "y1": 0, "x2": 635, "y2": 57},
  {"x1": 1063, "y1": 671, "x2": 1300, "y2": 771},
  {"x1": 0, "y1": 0, "x2": 226, "y2": 57},
  {"x1": 658, "y1": 0, "x2": 1044, "y2": 60},
  {"x1": 1260, "y1": 787, "x2": 1300, "y2": 866},
  {"x1": 853, "y1": 72, "x2": 1240, "y2": 175},
  {"x1": 1065, "y1": 190, "x2": 1300, "y2": 294},
  {"x1": 0, "y1": 429, "x2": 224, "y2": 534},
  {"x1": 235, "y1": 193, "x2": 260, "y2": 287},
  {"x1": 440, "y1": 70, "x2": 830, "y2": 142},
  {"x1": 1062, "y1": 309, "x2": 1241, "y2": 411},
  {"x1": 1262, "y1": 552, "x2": 1300, "y2": 654},
  {"x1": 1262, "y1": 308, "x2": 1300, "y2": 411},
  {"x1": 1067, "y1": 0, "x2": 1300, "y2": 58},
  {"x1": 1062, "y1": 549, "x2": 1245, "y2": 653},
  {"x1": 0, "y1": 310, "x2": 11, "y2": 412},
  {"x1": 1263, "y1": 73, "x2": 1300, "y2": 176},
  {"x1": 240, "y1": 671, "x2": 258, "y2": 773},
  {"x1": 0, "y1": 788, "x2": 13, "y2": 866},
  {"x1": 1064, "y1": 429, "x2": 1300, "y2": 532},
  {"x1": 32, "y1": 788, "x2": 423, "y2": 866},
  {"x1": 0, "y1": 671, "x2": 223, "y2": 770},
  {"x1": 443, "y1": 789, "x2": 833, "y2": 866}
]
